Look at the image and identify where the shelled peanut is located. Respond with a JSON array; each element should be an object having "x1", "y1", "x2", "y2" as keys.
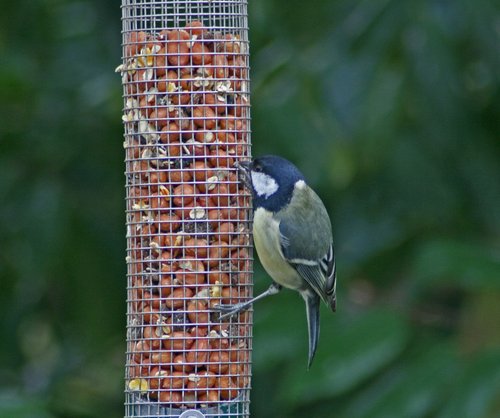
[{"x1": 119, "y1": 20, "x2": 252, "y2": 408}]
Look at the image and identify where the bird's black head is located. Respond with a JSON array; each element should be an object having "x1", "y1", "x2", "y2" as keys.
[{"x1": 238, "y1": 155, "x2": 306, "y2": 212}]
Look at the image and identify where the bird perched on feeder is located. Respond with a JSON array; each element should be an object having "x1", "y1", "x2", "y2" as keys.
[{"x1": 217, "y1": 155, "x2": 336, "y2": 368}]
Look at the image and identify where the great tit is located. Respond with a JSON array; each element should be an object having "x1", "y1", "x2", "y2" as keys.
[{"x1": 217, "y1": 155, "x2": 336, "y2": 368}]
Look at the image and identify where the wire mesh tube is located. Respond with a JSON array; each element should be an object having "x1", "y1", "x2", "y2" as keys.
[{"x1": 117, "y1": 1, "x2": 252, "y2": 417}]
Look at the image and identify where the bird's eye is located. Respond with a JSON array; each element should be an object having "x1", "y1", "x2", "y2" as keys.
[{"x1": 253, "y1": 164, "x2": 262, "y2": 172}]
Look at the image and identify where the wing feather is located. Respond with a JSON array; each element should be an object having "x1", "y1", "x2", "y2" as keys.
[
  {"x1": 279, "y1": 220, "x2": 336, "y2": 311},
  {"x1": 277, "y1": 184, "x2": 336, "y2": 310}
]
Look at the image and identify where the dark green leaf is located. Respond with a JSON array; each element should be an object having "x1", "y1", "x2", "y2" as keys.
[
  {"x1": 438, "y1": 351, "x2": 500, "y2": 418},
  {"x1": 413, "y1": 239, "x2": 500, "y2": 291},
  {"x1": 280, "y1": 309, "x2": 410, "y2": 404},
  {"x1": 343, "y1": 341, "x2": 458, "y2": 418}
]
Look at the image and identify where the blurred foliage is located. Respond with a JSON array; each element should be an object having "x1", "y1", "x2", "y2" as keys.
[{"x1": 1, "y1": 0, "x2": 499, "y2": 417}]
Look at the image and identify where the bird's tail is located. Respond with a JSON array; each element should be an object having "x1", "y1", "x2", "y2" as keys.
[{"x1": 304, "y1": 291, "x2": 321, "y2": 369}]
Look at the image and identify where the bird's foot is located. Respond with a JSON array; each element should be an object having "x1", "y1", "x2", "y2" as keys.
[
  {"x1": 213, "y1": 303, "x2": 249, "y2": 320},
  {"x1": 213, "y1": 283, "x2": 282, "y2": 320}
]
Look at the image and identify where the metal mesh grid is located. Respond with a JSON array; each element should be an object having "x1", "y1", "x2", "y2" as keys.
[{"x1": 118, "y1": 1, "x2": 252, "y2": 417}]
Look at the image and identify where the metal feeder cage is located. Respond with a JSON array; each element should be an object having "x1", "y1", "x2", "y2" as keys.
[{"x1": 118, "y1": 1, "x2": 252, "y2": 417}]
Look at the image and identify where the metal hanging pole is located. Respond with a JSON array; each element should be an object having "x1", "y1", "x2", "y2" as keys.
[{"x1": 117, "y1": 1, "x2": 253, "y2": 417}]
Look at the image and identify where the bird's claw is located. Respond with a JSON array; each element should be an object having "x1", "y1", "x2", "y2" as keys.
[{"x1": 213, "y1": 303, "x2": 247, "y2": 320}]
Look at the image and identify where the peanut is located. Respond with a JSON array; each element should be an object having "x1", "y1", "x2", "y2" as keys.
[
  {"x1": 165, "y1": 287, "x2": 194, "y2": 309},
  {"x1": 184, "y1": 20, "x2": 206, "y2": 37},
  {"x1": 142, "y1": 325, "x2": 163, "y2": 350},
  {"x1": 142, "y1": 305, "x2": 162, "y2": 324},
  {"x1": 166, "y1": 30, "x2": 190, "y2": 67},
  {"x1": 150, "y1": 193, "x2": 170, "y2": 210},
  {"x1": 194, "y1": 130, "x2": 216, "y2": 144},
  {"x1": 168, "y1": 167, "x2": 192, "y2": 184},
  {"x1": 187, "y1": 370, "x2": 216, "y2": 389},
  {"x1": 199, "y1": 390, "x2": 220, "y2": 404},
  {"x1": 187, "y1": 300, "x2": 210, "y2": 325},
  {"x1": 172, "y1": 184, "x2": 196, "y2": 207},
  {"x1": 221, "y1": 286, "x2": 241, "y2": 305},
  {"x1": 150, "y1": 351, "x2": 173, "y2": 367},
  {"x1": 148, "y1": 367, "x2": 167, "y2": 392},
  {"x1": 215, "y1": 222, "x2": 235, "y2": 243},
  {"x1": 207, "y1": 351, "x2": 230, "y2": 374},
  {"x1": 158, "y1": 389, "x2": 182, "y2": 405},
  {"x1": 156, "y1": 213, "x2": 180, "y2": 233},
  {"x1": 184, "y1": 337, "x2": 210, "y2": 364},
  {"x1": 125, "y1": 31, "x2": 149, "y2": 57},
  {"x1": 172, "y1": 353, "x2": 195, "y2": 373},
  {"x1": 207, "y1": 241, "x2": 230, "y2": 268},
  {"x1": 203, "y1": 93, "x2": 227, "y2": 114},
  {"x1": 162, "y1": 371, "x2": 187, "y2": 390},
  {"x1": 183, "y1": 238, "x2": 209, "y2": 258},
  {"x1": 191, "y1": 41, "x2": 212, "y2": 65},
  {"x1": 159, "y1": 122, "x2": 180, "y2": 143},
  {"x1": 219, "y1": 375, "x2": 239, "y2": 400},
  {"x1": 158, "y1": 276, "x2": 173, "y2": 298},
  {"x1": 209, "y1": 148, "x2": 235, "y2": 169},
  {"x1": 208, "y1": 183, "x2": 230, "y2": 206},
  {"x1": 192, "y1": 106, "x2": 217, "y2": 130},
  {"x1": 163, "y1": 331, "x2": 194, "y2": 352}
]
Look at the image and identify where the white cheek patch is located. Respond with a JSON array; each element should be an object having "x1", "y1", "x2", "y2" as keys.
[
  {"x1": 296, "y1": 180, "x2": 306, "y2": 189},
  {"x1": 251, "y1": 172, "x2": 279, "y2": 198}
]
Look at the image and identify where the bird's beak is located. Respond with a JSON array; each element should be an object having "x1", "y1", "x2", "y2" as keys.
[{"x1": 234, "y1": 160, "x2": 252, "y2": 189}]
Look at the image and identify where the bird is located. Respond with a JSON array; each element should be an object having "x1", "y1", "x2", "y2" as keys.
[{"x1": 216, "y1": 155, "x2": 336, "y2": 368}]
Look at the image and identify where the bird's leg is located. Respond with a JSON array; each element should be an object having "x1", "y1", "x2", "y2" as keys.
[{"x1": 214, "y1": 282, "x2": 282, "y2": 320}]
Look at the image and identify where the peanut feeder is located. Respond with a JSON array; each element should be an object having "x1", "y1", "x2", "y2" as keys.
[{"x1": 118, "y1": 1, "x2": 253, "y2": 417}]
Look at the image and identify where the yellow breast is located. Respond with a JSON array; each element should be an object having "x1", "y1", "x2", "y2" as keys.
[{"x1": 253, "y1": 208, "x2": 303, "y2": 290}]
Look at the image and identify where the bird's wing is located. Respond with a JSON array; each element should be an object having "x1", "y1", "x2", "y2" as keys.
[{"x1": 279, "y1": 219, "x2": 336, "y2": 310}]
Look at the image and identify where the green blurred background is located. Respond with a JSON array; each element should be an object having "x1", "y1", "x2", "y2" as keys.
[{"x1": 1, "y1": 0, "x2": 499, "y2": 417}]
